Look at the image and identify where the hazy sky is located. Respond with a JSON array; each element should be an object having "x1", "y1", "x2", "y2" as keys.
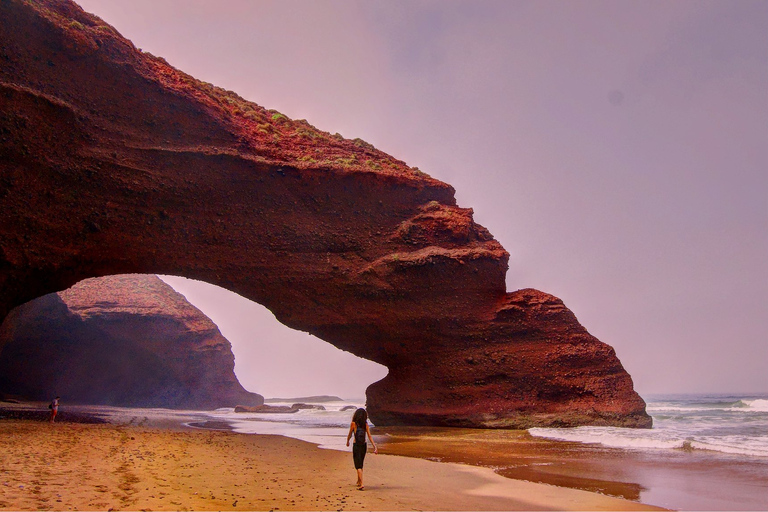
[{"x1": 75, "y1": 0, "x2": 768, "y2": 399}]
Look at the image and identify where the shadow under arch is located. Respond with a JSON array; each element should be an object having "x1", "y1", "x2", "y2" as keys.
[{"x1": 0, "y1": 0, "x2": 650, "y2": 428}]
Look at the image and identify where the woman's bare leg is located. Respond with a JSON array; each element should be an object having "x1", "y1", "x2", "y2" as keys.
[{"x1": 356, "y1": 468, "x2": 363, "y2": 489}]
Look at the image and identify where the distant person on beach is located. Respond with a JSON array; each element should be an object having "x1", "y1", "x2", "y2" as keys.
[
  {"x1": 49, "y1": 396, "x2": 60, "y2": 423},
  {"x1": 346, "y1": 407, "x2": 377, "y2": 490}
]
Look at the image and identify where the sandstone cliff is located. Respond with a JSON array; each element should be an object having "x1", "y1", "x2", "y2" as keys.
[
  {"x1": 0, "y1": 274, "x2": 263, "y2": 409},
  {"x1": 0, "y1": 0, "x2": 650, "y2": 427}
]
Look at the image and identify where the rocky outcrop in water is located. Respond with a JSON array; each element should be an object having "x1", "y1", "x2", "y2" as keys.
[
  {"x1": 0, "y1": 0, "x2": 650, "y2": 427},
  {"x1": 0, "y1": 274, "x2": 263, "y2": 409},
  {"x1": 235, "y1": 405, "x2": 298, "y2": 414}
]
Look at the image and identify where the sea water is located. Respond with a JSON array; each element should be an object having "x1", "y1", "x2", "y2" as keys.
[
  {"x1": 529, "y1": 394, "x2": 768, "y2": 458},
  {"x1": 201, "y1": 399, "x2": 365, "y2": 451}
]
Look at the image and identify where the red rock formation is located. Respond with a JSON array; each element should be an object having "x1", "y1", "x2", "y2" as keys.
[
  {"x1": 0, "y1": 274, "x2": 263, "y2": 409},
  {"x1": 0, "y1": 0, "x2": 650, "y2": 427}
]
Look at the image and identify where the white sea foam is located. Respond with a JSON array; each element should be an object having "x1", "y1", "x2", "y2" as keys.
[
  {"x1": 528, "y1": 427, "x2": 768, "y2": 456},
  {"x1": 529, "y1": 395, "x2": 768, "y2": 458},
  {"x1": 647, "y1": 406, "x2": 726, "y2": 413},
  {"x1": 528, "y1": 426, "x2": 685, "y2": 451},
  {"x1": 691, "y1": 436, "x2": 768, "y2": 457},
  {"x1": 738, "y1": 399, "x2": 768, "y2": 412},
  {"x1": 647, "y1": 397, "x2": 768, "y2": 414}
]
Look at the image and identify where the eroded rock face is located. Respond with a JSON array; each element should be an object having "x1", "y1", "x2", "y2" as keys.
[
  {"x1": 0, "y1": 0, "x2": 650, "y2": 427},
  {"x1": 0, "y1": 274, "x2": 263, "y2": 409}
]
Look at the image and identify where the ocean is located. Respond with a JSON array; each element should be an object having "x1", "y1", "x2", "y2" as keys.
[{"x1": 196, "y1": 394, "x2": 768, "y2": 510}]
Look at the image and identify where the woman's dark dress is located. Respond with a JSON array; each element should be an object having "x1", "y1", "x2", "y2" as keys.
[{"x1": 352, "y1": 421, "x2": 367, "y2": 469}]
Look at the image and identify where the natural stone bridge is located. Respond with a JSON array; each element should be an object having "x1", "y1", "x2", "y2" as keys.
[{"x1": 0, "y1": 0, "x2": 650, "y2": 428}]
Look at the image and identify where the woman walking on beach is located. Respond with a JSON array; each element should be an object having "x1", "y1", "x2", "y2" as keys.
[{"x1": 346, "y1": 408, "x2": 377, "y2": 490}]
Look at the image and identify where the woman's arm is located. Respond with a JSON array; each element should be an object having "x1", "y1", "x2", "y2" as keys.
[
  {"x1": 366, "y1": 423, "x2": 378, "y2": 454},
  {"x1": 346, "y1": 422, "x2": 355, "y2": 447}
]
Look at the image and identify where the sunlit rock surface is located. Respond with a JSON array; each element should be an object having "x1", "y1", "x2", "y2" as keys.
[
  {"x1": 0, "y1": 274, "x2": 263, "y2": 409},
  {"x1": 0, "y1": 0, "x2": 650, "y2": 427}
]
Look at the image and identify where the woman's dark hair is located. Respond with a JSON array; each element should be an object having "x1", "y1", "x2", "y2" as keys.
[{"x1": 352, "y1": 408, "x2": 367, "y2": 428}]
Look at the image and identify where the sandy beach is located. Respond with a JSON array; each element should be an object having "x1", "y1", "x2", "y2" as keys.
[{"x1": 0, "y1": 417, "x2": 665, "y2": 511}]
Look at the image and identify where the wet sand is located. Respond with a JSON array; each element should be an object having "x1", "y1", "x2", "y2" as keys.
[{"x1": 0, "y1": 418, "x2": 664, "y2": 511}]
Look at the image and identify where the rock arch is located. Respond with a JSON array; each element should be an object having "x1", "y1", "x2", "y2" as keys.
[{"x1": 0, "y1": 0, "x2": 650, "y2": 428}]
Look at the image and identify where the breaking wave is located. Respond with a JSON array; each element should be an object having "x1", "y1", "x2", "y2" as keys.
[
  {"x1": 528, "y1": 426, "x2": 768, "y2": 457},
  {"x1": 529, "y1": 394, "x2": 768, "y2": 458}
]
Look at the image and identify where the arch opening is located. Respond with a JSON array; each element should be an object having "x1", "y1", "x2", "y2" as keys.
[
  {"x1": 0, "y1": 273, "x2": 388, "y2": 409},
  {"x1": 158, "y1": 275, "x2": 389, "y2": 400}
]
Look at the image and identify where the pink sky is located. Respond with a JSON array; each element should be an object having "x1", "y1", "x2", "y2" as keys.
[{"x1": 76, "y1": 0, "x2": 768, "y2": 398}]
